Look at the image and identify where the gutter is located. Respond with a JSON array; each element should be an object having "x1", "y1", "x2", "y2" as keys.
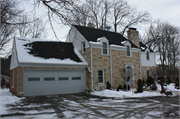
[{"x1": 90, "y1": 44, "x2": 95, "y2": 92}]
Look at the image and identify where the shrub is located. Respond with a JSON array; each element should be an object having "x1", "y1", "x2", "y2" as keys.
[
  {"x1": 157, "y1": 76, "x2": 165, "y2": 94},
  {"x1": 6, "y1": 82, "x2": 10, "y2": 88},
  {"x1": 150, "y1": 84, "x2": 157, "y2": 90},
  {"x1": 118, "y1": 84, "x2": 123, "y2": 90},
  {"x1": 146, "y1": 76, "x2": 155, "y2": 86},
  {"x1": 123, "y1": 84, "x2": 130, "y2": 91},
  {"x1": 137, "y1": 79, "x2": 143, "y2": 93},
  {"x1": 1, "y1": 78, "x2": 6, "y2": 89},
  {"x1": 106, "y1": 81, "x2": 111, "y2": 89},
  {"x1": 166, "y1": 77, "x2": 171, "y2": 85},
  {"x1": 175, "y1": 77, "x2": 179, "y2": 89}
]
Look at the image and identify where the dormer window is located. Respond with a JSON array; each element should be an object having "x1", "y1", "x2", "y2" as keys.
[
  {"x1": 102, "y1": 42, "x2": 108, "y2": 55},
  {"x1": 126, "y1": 45, "x2": 131, "y2": 57},
  {"x1": 147, "y1": 51, "x2": 149, "y2": 60},
  {"x1": 81, "y1": 41, "x2": 85, "y2": 53}
]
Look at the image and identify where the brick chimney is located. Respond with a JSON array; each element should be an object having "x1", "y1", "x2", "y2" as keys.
[{"x1": 127, "y1": 28, "x2": 140, "y2": 48}]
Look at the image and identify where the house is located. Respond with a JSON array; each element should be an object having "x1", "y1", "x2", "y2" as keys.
[
  {"x1": 10, "y1": 25, "x2": 156, "y2": 97},
  {"x1": 10, "y1": 37, "x2": 88, "y2": 96},
  {"x1": 66, "y1": 25, "x2": 156, "y2": 91}
]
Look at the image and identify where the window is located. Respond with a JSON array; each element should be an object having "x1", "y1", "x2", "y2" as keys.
[
  {"x1": 102, "y1": 42, "x2": 108, "y2": 55},
  {"x1": 126, "y1": 45, "x2": 131, "y2": 56},
  {"x1": 98, "y1": 70, "x2": 104, "y2": 83},
  {"x1": 44, "y1": 77, "x2": 55, "y2": 81},
  {"x1": 72, "y1": 77, "x2": 81, "y2": 80},
  {"x1": 81, "y1": 41, "x2": 85, "y2": 53},
  {"x1": 147, "y1": 71, "x2": 150, "y2": 78},
  {"x1": 59, "y1": 77, "x2": 68, "y2": 80},
  {"x1": 28, "y1": 78, "x2": 40, "y2": 81},
  {"x1": 147, "y1": 51, "x2": 149, "y2": 60}
]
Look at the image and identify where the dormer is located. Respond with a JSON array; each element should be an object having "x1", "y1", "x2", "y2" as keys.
[
  {"x1": 122, "y1": 41, "x2": 132, "y2": 57},
  {"x1": 97, "y1": 37, "x2": 109, "y2": 56}
]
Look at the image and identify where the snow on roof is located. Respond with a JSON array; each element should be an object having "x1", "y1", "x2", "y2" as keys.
[
  {"x1": 121, "y1": 41, "x2": 126, "y2": 44},
  {"x1": 89, "y1": 41, "x2": 102, "y2": 45},
  {"x1": 141, "y1": 47, "x2": 145, "y2": 50},
  {"x1": 97, "y1": 37, "x2": 103, "y2": 42},
  {"x1": 15, "y1": 37, "x2": 87, "y2": 65}
]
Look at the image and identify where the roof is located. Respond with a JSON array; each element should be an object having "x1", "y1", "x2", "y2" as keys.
[
  {"x1": 73, "y1": 25, "x2": 139, "y2": 49},
  {"x1": 15, "y1": 37, "x2": 87, "y2": 65},
  {"x1": 139, "y1": 42, "x2": 154, "y2": 52}
]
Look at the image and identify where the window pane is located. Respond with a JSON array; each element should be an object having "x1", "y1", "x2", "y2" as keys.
[
  {"x1": 98, "y1": 77, "x2": 103, "y2": 83},
  {"x1": 72, "y1": 77, "x2": 81, "y2": 80},
  {"x1": 103, "y1": 49, "x2": 107, "y2": 54},
  {"x1": 126, "y1": 46, "x2": 130, "y2": 56},
  {"x1": 59, "y1": 77, "x2": 68, "y2": 80},
  {"x1": 98, "y1": 70, "x2": 103, "y2": 76},
  {"x1": 44, "y1": 77, "x2": 55, "y2": 81},
  {"x1": 103, "y1": 42, "x2": 107, "y2": 55},
  {"x1": 147, "y1": 51, "x2": 149, "y2": 60},
  {"x1": 83, "y1": 42, "x2": 86, "y2": 52},
  {"x1": 28, "y1": 78, "x2": 40, "y2": 81}
]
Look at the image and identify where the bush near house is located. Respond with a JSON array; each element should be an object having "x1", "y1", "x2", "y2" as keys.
[
  {"x1": 175, "y1": 77, "x2": 179, "y2": 89},
  {"x1": 1, "y1": 78, "x2": 6, "y2": 89},
  {"x1": 118, "y1": 84, "x2": 123, "y2": 90},
  {"x1": 166, "y1": 76, "x2": 171, "y2": 85},
  {"x1": 146, "y1": 76, "x2": 155, "y2": 86},
  {"x1": 137, "y1": 79, "x2": 143, "y2": 93},
  {"x1": 157, "y1": 76, "x2": 165, "y2": 94},
  {"x1": 117, "y1": 83, "x2": 130, "y2": 91},
  {"x1": 106, "y1": 81, "x2": 111, "y2": 89}
]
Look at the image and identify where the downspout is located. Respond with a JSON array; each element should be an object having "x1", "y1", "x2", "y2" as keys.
[
  {"x1": 110, "y1": 46, "x2": 112, "y2": 86},
  {"x1": 90, "y1": 44, "x2": 95, "y2": 91},
  {"x1": 139, "y1": 51, "x2": 142, "y2": 79}
]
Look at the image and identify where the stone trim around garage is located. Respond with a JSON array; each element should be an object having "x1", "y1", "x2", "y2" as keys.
[{"x1": 10, "y1": 67, "x2": 87, "y2": 97}]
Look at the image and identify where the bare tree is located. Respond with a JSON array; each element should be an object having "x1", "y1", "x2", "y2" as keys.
[
  {"x1": 0, "y1": 0, "x2": 23, "y2": 55},
  {"x1": 17, "y1": 14, "x2": 47, "y2": 38},
  {"x1": 144, "y1": 20, "x2": 180, "y2": 79}
]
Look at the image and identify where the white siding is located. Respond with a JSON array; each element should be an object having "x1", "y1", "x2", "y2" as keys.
[
  {"x1": 67, "y1": 26, "x2": 90, "y2": 51},
  {"x1": 10, "y1": 41, "x2": 18, "y2": 70},
  {"x1": 141, "y1": 51, "x2": 156, "y2": 66}
]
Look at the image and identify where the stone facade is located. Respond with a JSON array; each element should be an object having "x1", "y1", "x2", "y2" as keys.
[
  {"x1": 141, "y1": 66, "x2": 156, "y2": 81},
  {"x1": 80, "y1": 47, "x2": 140, "y2": 91},
  {"x1": 10, "y1": 67, "x2": 87, "y2": 96}
]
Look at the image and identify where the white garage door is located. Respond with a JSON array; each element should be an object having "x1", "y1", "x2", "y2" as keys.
[{"x1": 24, "y1": 70, "x2": 85, "y2": 96}]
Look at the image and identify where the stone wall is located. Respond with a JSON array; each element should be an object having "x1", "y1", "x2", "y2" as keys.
[
  {"x1": 10, "y1": 67, "x2": 87, "y2": 96},
  {"x1": 141, "y1": 66, "x2": 156, "y2": 81},
  {"x1": 80, "y1": 47, "x2": 141, "y2": 90}
]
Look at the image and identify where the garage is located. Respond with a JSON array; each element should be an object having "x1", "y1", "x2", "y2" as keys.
[{"x1": 24, "y1": 70, "x2": 85, "y2": 96}]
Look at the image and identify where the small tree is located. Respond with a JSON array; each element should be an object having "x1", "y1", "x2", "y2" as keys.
[
  {"x1": 137, "y1": 79, "x2": 143, "y2": 93},
  {"x1": 106, "y1": 81, "x2": 111, "y2": 89},
  {"x1": 158, "y1": 76, "x2": 165, "y2": 94}
]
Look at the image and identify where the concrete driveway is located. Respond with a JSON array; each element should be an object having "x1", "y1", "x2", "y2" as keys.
[{"x1": 1, "y1": 93, "x2": 179, "y2": 119}]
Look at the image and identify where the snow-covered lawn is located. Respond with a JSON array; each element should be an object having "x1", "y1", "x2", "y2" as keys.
[
  {"x1": 91, "y1": 83, "x2": 179, "y2": 98},
  {"x1": 0, "y1": 88, "x2": 23, "y2": 115}
]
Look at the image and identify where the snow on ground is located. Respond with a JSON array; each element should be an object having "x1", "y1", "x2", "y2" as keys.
[
  {"x1": 91, "y1": 83, "x2": 179, "y2": 98},
  {"x1": 157, "y1": 83, "x2": 180, "y2": 91},
  {"x1": 0, "y1": 88, "x2": 24, "y2": 115}
]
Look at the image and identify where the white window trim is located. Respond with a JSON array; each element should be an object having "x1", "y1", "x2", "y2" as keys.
[
  {"x1": 102, "y1": 42, "x2": 109, "y2": 55},
  {"x1": 126, "y1": 45, "x2": 132, "y2": 57},
  {"x1": 81, "y1": 41, "x2": 85, "y2": 53},
  {"x1": 98, "y1": 69, "x2": 104, "y2": 84}
]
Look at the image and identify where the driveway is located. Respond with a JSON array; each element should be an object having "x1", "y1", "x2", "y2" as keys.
[{"x1": 1, "y1": 93, "x2": 179, "y2": 119}]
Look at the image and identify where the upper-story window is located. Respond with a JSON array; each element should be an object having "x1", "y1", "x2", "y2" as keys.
[
  {"x1": 147, "y1": 51, "x2": 149, "y2": 60},
  {"x1": 102, "y1": 42, "x2": 108, "y2": 55},
  {"x1": 126, "y1": 45, "x2": 131, "y2": 57},
  {"x1": 81, "y1": 41, "x2": 85, "y2": 53}
]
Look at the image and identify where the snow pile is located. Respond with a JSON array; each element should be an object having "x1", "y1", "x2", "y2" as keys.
[
  {"x1": 91, "y1": 89, "x2": 163, "y2": 98},
  {"x1": 0, "y1": 88, "x2": 24, "y2": 115},
  {"x1": 157, "y1": 83, "x2": 180, "y2": 91}
]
